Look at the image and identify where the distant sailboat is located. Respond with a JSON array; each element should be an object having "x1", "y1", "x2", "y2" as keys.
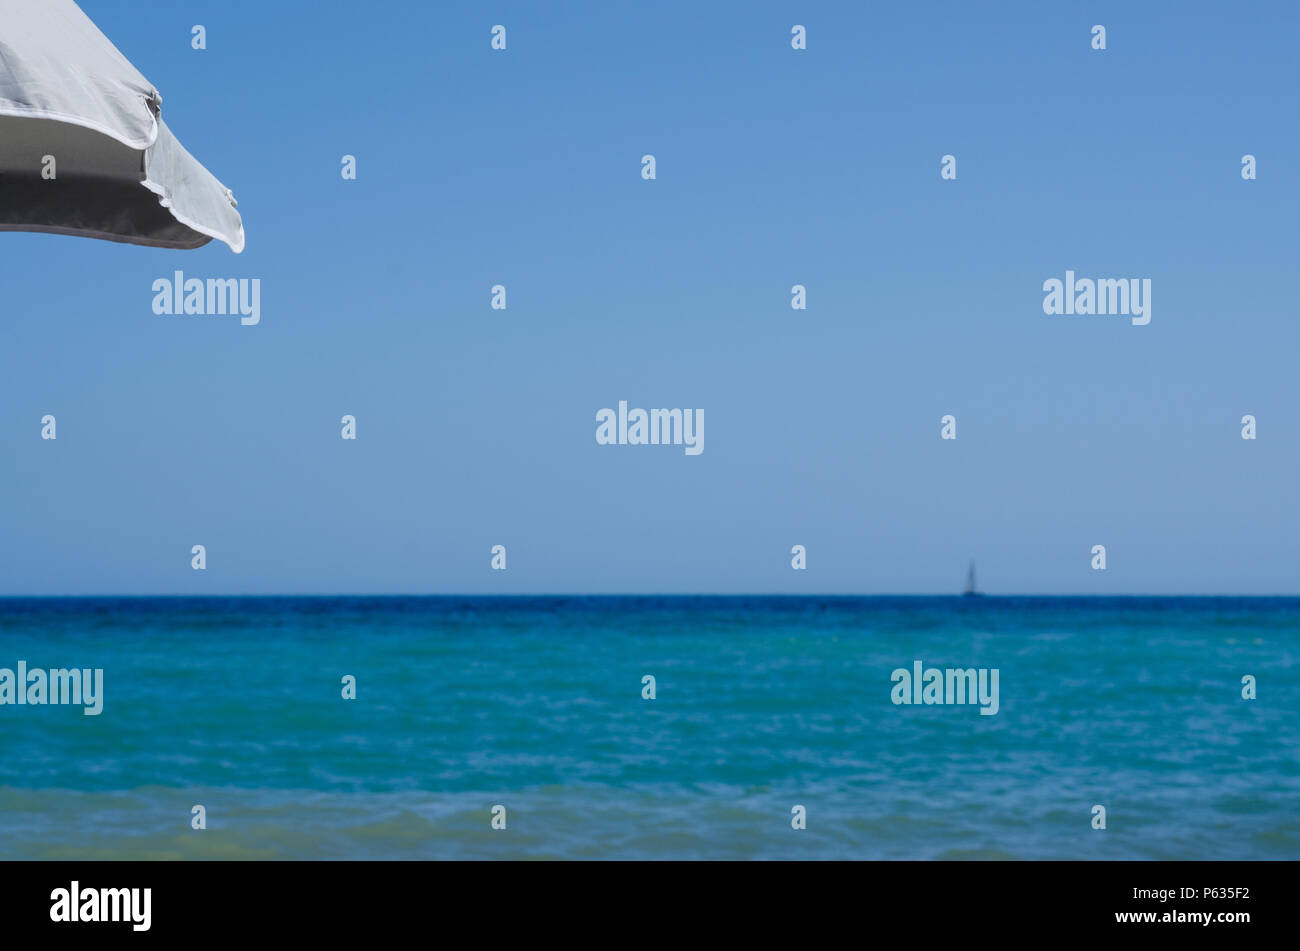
[{"x1": 962, "y1": 561, "x2": 983, "y2": 597}]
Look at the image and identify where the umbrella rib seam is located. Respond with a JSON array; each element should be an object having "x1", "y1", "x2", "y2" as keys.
[{"x1": 0, "y1": 104, "x2": 158, "y2": 151}]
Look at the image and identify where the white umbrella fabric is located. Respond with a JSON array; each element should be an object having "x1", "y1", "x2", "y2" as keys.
[{"x1": 0, "y1": 0, "x2": 244, "y2": 252}]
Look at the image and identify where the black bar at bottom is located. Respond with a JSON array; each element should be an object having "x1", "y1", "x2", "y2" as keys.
[{"x1": 0, "y1": 860, "x2": 1282, "y2": 939}]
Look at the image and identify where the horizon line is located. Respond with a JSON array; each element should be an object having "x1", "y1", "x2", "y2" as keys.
[{"x1": 3, "y1": 592, "x2": 1300, "y2": 600}]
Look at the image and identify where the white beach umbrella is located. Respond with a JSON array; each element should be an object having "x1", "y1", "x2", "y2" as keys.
[{"x1": 0, "y1": 0, "x2": 244, "y2": 252}]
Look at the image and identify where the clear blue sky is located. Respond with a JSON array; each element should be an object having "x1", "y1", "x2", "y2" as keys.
[{"x1": 3, "y1": 0, "x2": 1298, "y2": 595}]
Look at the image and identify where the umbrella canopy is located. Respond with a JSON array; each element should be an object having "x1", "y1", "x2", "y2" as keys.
[{"x1": 0, "y1": 0, "x2": 244, "y2": 252}]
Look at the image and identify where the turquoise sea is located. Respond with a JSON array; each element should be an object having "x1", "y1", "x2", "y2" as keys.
[{"x1": 0, "y1": 596, "x2": 1296, "y2": 860}]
